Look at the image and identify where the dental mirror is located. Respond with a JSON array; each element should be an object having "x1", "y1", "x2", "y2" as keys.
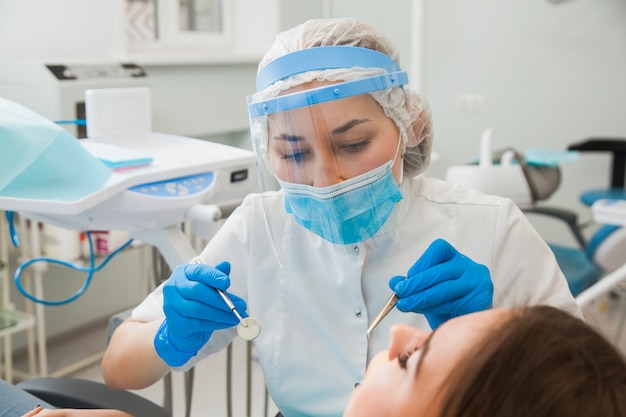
[
  {"x1": 191, "y1": 258, "x2": 261, "y2": 341},
  {"x1": 237, "y1": 317, "x2": 262, "y2": 341}
]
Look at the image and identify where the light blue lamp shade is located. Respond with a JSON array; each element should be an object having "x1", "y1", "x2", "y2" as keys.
[{"x1": 0, "y1": 97, "x2": 112, "y2": 201}]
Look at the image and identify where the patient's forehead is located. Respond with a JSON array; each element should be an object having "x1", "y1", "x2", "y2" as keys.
[{"x1": 435, "y1": 308, "x2": 512, "y2": 343}]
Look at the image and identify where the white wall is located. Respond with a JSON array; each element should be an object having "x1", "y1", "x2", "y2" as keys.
[
  {"x1": 0, "y1": 0, "x2": 279, "y2": 62},
  {"x1": 0, "y1": 0, "x2": 121, "y2": 61},
  {"x1": 0, "y1": 0, "x2": 280, "y2": 137},
  {"x1": 3, "y1": 0, "x2": 623, "y2": 177},
  {"x1": 421, "y1": 0, "x2": 626, "y2": 242}
]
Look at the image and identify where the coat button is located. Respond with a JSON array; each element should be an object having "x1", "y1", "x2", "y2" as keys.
[{"x1": 355, "y1": 309, "x2": 362, "y2": 318}]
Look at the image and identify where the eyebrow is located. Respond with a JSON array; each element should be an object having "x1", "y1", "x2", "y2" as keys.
[
  {"x1": 272, "y1": 133, "x2": 304, "y2": 142},
  {"x1": 271, "y1": 118, "x2": 372, "y2": 142},
  {"x1": 330, "y1": 118, "x2": 371, "y2": 135}
]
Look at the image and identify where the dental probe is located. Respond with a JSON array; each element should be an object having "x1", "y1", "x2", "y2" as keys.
[
  {"x1": 366, "y1": 292, "x2": 399, "y2": 346},
  {"x1": 220, "y1": 291, "x2": 247, "y2": 326}
]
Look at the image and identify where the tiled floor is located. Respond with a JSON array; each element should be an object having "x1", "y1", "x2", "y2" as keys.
[{"x1": 10, "y1": 288, "x2": 626, "y2": 417}]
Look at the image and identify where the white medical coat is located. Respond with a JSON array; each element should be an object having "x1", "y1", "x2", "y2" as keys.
[{"x1": 133, "y1": 175, "x2": 580, "y2": 417}]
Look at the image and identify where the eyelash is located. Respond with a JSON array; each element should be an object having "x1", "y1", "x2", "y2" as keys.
[
  {"x1": 281, "y1": 152, "x2": 304, "y2": 161},
  {"x1": 397, "y1": 346, "x2": 420, "y2": 369},
  {"x1": 279, "y1": 139, "x2": 372, "y2": 162},
  {"x1": 340, "y1": 139, "x2": 371, "y2": 152}
]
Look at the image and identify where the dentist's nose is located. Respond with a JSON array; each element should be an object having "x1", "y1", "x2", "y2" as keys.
[{"x1": 311, "y1": 156, "x2": 344, "y2": 187}]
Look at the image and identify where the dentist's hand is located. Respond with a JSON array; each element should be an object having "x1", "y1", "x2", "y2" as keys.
[
  {"x1": 154, "y1": 261, "x2": 246, "y2": 367},
  {"x1": 389, "y1": 239, "x2": 493, "y2": 330}
]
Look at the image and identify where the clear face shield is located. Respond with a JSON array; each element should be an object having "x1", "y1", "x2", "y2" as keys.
[{"x1": 247, "y1": 46, "x2": 409, "y2": 262}]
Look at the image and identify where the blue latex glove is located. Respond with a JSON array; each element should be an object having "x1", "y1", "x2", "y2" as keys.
[
  {"x1": 154, "y1": 261, "x2": 247, "y2": 367},
  {"x1": 389, "y1": 239, "x2": 493, "y2": 329}
]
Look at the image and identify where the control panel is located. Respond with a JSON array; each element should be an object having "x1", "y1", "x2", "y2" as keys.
[{"x1": 129, "y1": 172, "x2": 214, "y2": 197}]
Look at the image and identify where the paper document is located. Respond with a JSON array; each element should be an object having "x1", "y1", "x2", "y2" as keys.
[{"x1": 80, "y1": 141, "x2": 153, "y2": 170}]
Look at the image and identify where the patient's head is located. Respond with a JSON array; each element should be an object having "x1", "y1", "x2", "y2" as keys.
[{"x1": 344, "y1": 305, "x2": 626, "y2": 417}]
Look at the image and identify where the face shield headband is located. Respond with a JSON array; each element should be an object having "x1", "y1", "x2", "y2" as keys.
[{"x1": 248, "y1": 46, "x2": 409, "y2": 118}]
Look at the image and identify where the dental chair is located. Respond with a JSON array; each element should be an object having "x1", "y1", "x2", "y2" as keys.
[
  {"x1": 445, "y1": 130, "x2": 626, "y2": 298},
  {"x1": 567, "y1": 138, "x2": 626, "y2": 206},
  {"x1": 536, "y1": 137, "x2": 626, "y2": 296},
  {"x1": 15, "y1": 286, "x2": 266, "y2": 417},
  {"x1": 13, "y1": 249, "x2": 192, "y2": 417},
  {"x1": 15, "y1": 308, "x2": 169, "y2": 417},
  {"x1": 565, "y1": 138, "x2": 626, "y2": 340},
  {"x1": 16, "y1": 377, "x2": 169, "y2": 417}
]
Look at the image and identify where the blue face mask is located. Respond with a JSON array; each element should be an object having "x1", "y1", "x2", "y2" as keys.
[{"x1": 278, "y1": 161, "x2": 403, "y2": 245}]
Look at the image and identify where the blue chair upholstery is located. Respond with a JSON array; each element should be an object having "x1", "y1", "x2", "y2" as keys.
[
  {"x1": 522, "y1": 138, "x2": 626, "y2": 296},
  {"x1": 548, "y1": 244, "x2": 603, "y2": 296},
  {"x1": 553, "y1": 138, "x2": 626, "y2": 295}
]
